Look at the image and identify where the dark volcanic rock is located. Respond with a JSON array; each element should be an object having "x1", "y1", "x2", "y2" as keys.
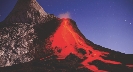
[
  {"x1": 0, "y1": 0, "x2": 57, "y2": 67},
  {"x1": 0, "y1": 0, "x2": 133, "y2": 72},
  {"x1": 0, "y1": 23, "x2": 36, "y2": 67},
  {"x1": 0, "y1": 14, "x2": 57, "y2": 67},
  {"x1": 3, "y1": 0, "x2": 47, "y2": 24}
]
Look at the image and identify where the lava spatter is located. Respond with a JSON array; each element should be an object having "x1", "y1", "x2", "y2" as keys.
[{"x1": 44, "y1": 19, "x2": 122, "y2": 71}]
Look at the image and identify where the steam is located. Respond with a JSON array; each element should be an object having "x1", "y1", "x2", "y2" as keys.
[{"x1": 58, "y1": 12, "x2": 71, "y2": 18}]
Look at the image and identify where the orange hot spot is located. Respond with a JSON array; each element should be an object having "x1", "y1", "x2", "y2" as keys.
[{"x1": 45, "y1": 19, "x2": 122, "y2": 72}]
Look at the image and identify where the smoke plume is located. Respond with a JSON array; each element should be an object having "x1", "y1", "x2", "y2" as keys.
[{"x1": 58, "y1": 12, "x2": 70, "y2": 18}]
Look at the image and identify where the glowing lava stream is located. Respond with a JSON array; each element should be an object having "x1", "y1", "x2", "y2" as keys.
[
  {"x1": 126, "y1": 64, "x2": 133, "y2": 68},
  {"x1": 45, "y1": 19, "x2": 122, "y2": 72}
]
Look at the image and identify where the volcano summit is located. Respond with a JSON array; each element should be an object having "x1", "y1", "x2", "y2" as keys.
[{"x1": 0, "y1": 0, "x2": 133, "y2": 72}]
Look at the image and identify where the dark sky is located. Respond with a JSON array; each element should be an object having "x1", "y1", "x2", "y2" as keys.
[{"x1": 0, "y1": 0, "x2": 133, "y2": 54}]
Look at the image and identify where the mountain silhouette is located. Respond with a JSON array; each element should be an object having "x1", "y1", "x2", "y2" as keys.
[
  {"x1": 2, "y1": 0, "x2": 47, "y2": 24},
  {"x1": 0, "y1": 0, "x2": 133, "y2": 72}
]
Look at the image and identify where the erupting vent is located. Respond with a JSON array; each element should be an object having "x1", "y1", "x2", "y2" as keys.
[
  {"x1": 0, "y1": 0, "x2": 133, "y2": 72},
  {"x1": 44, "y1": 19, "x2": 122, "y2": 72}
]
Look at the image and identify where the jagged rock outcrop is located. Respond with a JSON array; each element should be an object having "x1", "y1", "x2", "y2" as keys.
[
  {"x1": 0, "y1": 23, "x2": 36, "y2": 67},
  {"x1": 0, "y1": 14, "x2": 57, "y2": 67},
  {"x1": 3, "y1": 0, "x2": 48, "y2": 24},
  {"x1": 0, "y1": 0, "x2": 133, "y2": 72},
  {"x1": 0, "y1": 0, "x2": 57, "y2": 67}
]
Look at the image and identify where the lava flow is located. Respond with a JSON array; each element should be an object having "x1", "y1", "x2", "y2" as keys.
[
  {"x1": 126, "y1": 64, "x2": 133, "y2": 68},
  {"x1": 44, "y1": 19, "x2": 122, "y2": 72}
]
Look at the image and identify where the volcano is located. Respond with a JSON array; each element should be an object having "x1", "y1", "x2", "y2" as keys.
[{"x1": 0, "y1": 0, "x2": 133, "y2": 72}]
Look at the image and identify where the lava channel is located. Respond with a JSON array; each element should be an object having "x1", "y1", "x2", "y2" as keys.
[{"x1": 44, "y1": 19, "x2": 122, "y2": 72}]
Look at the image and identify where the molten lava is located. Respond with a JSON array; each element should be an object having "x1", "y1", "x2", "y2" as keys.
[
  {"x1": 126, "y1": 64, "x2": 133, "y2": 68},
  {"x1": 44, "y1": 19, "x2": 122, "y2": 72}
]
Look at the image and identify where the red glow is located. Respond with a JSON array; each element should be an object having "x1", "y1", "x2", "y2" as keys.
[
  {"x1": 126, "y1": 64, "x2": 133, "y2": 68},
  {"x1": 44, "y1": 19, "x2": 122, "y2": 71},
  {"x1": 40, "y1": 58, "x2": 44, "y2": 60}
]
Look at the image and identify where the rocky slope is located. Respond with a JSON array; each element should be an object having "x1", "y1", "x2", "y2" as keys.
[
  {"x1": 0, "y1": 0, "x2": 133, "y2": 72},
  {"x1": 2, "y1": 0, "x2": 47, "y2": 24},
  {"x1": 0, "y1": 14, "x2": 56, "y2": 67}
]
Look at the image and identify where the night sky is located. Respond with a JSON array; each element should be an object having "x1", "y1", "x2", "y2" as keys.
[{"x1": 0, "y1": 0, "x2": 133, "y2": 54}]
